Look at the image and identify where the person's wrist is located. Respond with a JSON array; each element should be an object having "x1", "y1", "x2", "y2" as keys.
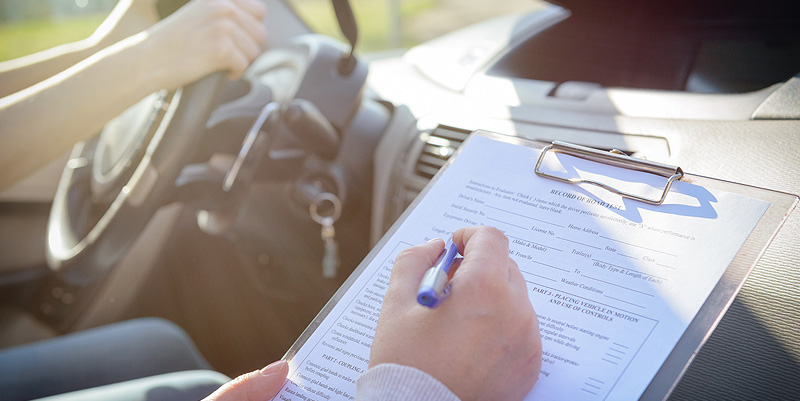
[
  {"x1": 91, "y1": 32, "x2": 165, "y2": 100},
  {"x1": 124, "y1": 31, "x2": 174, "y2": 91}
]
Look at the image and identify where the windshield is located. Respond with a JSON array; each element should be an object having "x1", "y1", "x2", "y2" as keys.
[
  {"x1": 3, "y1": 0, "x2": 797, "y2": 93},
  {"x1": 286, "y1": 0, "x2": 541, "y2": 53},
  {"x1": 289, "y1": 0, "x2": 800, "y2": 94}
]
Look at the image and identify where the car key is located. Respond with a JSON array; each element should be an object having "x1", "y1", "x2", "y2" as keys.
[
  {"x1": 310, "y1": 192, "x2": 342, "y2": 278},
  {"x1": 319, "y1": 217, "x2": 339, "y2": 278}
]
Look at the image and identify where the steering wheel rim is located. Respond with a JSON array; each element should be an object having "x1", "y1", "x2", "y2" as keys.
[
  {"x1": 46, "y1": 72, "x2": 228, "y2": 285},
  {"x1": 47, "y1": 34, "x2": 368, "y2": 286}
]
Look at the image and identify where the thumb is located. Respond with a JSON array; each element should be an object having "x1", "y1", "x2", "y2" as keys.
[
  {"x1": 390, "y1": 238, "x2": 445, "y2": 289},
  {"x1": 381, "y1": 238, "x2": 446, "y2": 310},
  {"x1": 204, "y1": 360, "x2": 289, "y2": 401}
]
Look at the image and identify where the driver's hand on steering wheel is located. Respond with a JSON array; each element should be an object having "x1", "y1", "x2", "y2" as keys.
[
  {"x1": 92, "y1": 0, "x2": 268, "y2": 71},
  {"x1": 139, "y1": 0, "x2": 268, "y2": 89},
  {"x1": 0, "y1": 0, "x2": 267, "y2": 192}
]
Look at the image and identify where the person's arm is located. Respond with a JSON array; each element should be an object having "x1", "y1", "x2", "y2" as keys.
[
  {"x1": 0, "y1": 0, "x2": 266, "y2": 191},
  {"x1": 357, "y1": 363, "x2": 461, "y2": 400},
  {"x1": 366, "y1": 226, "x2": 543, "y2": 400},
  {"x1": 0, "y1": 0, "x2": 161, "y2": 98}
]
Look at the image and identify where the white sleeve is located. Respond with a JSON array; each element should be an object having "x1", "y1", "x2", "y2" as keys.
[{"x1": 355, "y1": 363, "x2": 461, "y2": 401}]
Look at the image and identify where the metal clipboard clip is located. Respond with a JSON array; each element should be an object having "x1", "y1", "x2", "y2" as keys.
[{"x1": 534, "y1": 141, "x2": 684, "y2": 205}]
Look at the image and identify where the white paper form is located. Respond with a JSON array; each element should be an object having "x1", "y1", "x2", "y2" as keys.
[{"x1": 272, "y1": 135, "x2": 769, "y2": 401}]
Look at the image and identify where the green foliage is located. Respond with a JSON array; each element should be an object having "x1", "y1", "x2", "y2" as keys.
[
  {"x1": 290, "y1": 0, "x2": 435, "y2": 52},
  {"x1": 0, "y1": 14, "x2": 104, "y2": 61},
  {"x1": 0, "y1": 1, "x2": 436, "y2": 62}
]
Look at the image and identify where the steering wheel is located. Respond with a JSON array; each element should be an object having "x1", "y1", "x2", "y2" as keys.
[{"x1": 46, "y1": 34, "x2": 367, "y2": 285}]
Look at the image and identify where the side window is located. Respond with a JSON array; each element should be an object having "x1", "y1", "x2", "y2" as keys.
[{"x1": 0, "y1": 0, "x2": 116, "y2": 62}]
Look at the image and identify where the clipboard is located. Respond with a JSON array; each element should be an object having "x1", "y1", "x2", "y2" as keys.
[
  {"x1": 527, "y1": 135, "x2": 798, "y2": 399},
  {"x1": 279, "y1": 130, "x2": 797, "y2": 401}
]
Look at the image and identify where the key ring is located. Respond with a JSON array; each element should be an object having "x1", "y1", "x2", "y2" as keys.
[{"x1": 310, "y1": 192, "x2": 342, "y2": 225}]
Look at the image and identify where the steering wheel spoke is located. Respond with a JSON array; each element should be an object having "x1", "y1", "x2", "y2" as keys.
[{"x1": 46, "y1": 34, "x2": 368, "y2": 287}]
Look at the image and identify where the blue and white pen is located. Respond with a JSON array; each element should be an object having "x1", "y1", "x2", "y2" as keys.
[{"x1": 417, "y1": 238, "x2": 460, "y2": 308}]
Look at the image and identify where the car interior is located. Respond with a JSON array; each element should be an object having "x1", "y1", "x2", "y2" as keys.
[{"x1": 0, "y1": 0, "x2": 798, "y2": 399}]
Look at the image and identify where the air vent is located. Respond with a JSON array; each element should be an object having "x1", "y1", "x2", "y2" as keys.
[{"x1": 413, "y1": 126, "x2": 470, "y2": 179}]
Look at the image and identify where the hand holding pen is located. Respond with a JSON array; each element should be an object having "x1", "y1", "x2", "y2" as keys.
[
  {"x1": 417, "y1": 238, "x2": 460, "y2": 308},
  {"x1": 369, "y1": 226, "x2": 543, "y2": 401}
]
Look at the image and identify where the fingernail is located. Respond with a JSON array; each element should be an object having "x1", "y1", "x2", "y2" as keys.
[
  {"x1": 260, "y1": 360, "x2": 286, "y2": 376},
  {"x1": 426, "y1": 237, "x2": 443, "y2": 244}
]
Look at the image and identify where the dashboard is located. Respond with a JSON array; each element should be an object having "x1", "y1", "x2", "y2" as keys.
[
  {"x1": 364, "y1": 2, "x2": 800, "y2": 398},
  {"x1": 0, "y1": 1, "x2": 797, "y2": 398}
]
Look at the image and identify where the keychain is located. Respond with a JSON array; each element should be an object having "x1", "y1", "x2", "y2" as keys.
[{"x1": 310, "y1": 192, "x2": 342, "y2": 278}]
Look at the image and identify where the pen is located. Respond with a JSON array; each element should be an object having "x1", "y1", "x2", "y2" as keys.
[{"x1": 417, "y1": 238, "x2": 459, "y2": 308}]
